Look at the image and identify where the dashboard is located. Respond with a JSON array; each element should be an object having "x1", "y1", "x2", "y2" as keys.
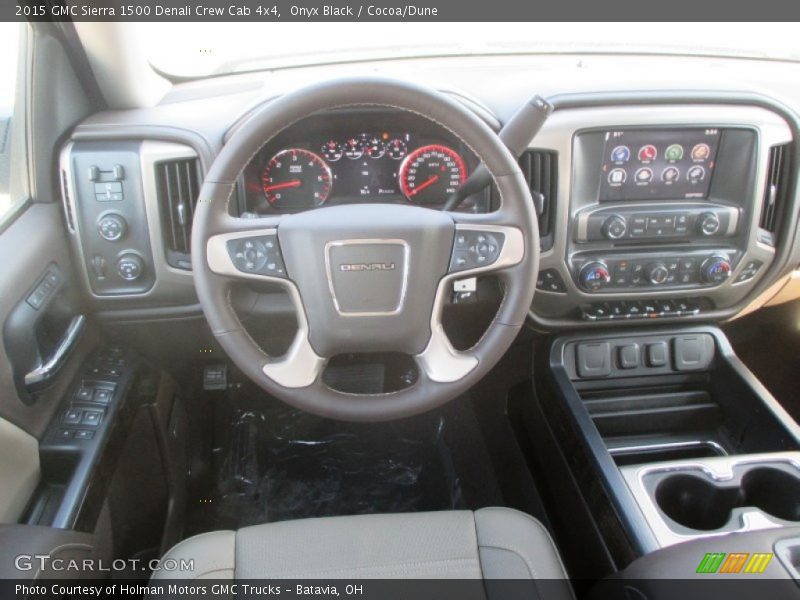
[
  {"x1": 238, "y1": 110, "x2": 486, "y2": 215},
  {"x1": 57, "y1": 64, "x2": 800, "y2": 331}
]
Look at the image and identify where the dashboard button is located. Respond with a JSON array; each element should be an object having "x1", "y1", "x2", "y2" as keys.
[
  {"x1": 618, "y1": 344, "x2": 640, "y2": 369},
  {"x1": 624, "y1": 302, "x2": 644, "y2": 318},
  {"x1": 602, "y1": 215, "x2": 627, "y2": 240},
  {"x1": 647, "y1": 342, "x2": 669, "y2": 367},
  {"x1": 536, "y1": 269, "x2": 567, "y2": 293},
  {"x1": 655, "y1": 299, "x2": 677, "y2": 315},
  {"x1": 734, "y1": 259, "x2": 763, "y2": 283},
  {"x1": 697, "y1": 212, "x2": 721, "y2": 236}
]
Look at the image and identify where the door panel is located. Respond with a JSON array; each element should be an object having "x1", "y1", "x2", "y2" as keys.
[
  {"x1": 0, "y1": 416, "x2": 39, "y2": 523},
  {"x1": 0, "y1": 202, "x2": 92, "y2": 439}
]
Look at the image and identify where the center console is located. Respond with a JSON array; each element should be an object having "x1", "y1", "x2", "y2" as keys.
[
  {"x1": 530, "y1": 325, "x2": 800, "y2": 570},
  {"x1": 531, "y1": 105, "x2": 793, "y2": 327}
]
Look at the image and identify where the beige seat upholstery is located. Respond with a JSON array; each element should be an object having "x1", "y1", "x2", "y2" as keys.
[{"x1": 153, "y1": 507, "x2": 571, "y2": 593}]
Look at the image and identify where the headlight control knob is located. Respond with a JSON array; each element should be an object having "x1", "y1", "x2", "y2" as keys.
[{"x1": 116, "y1": 253, "x2": 144, "y2": 281}]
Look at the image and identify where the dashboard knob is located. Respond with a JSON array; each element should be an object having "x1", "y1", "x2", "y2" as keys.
[
  {"x1": 647, "y1": 263, "x2": 670, "y2": 285},
  {"x1": 602, "y1": 215, "x2": 627, "y2": 240},
  {"x1": 700, "y1": 255, "x2": 732, "y2": 284},
  {"x1": 579, "y1": 262, "x2": 611, "y2": 292},
  {"x1": 97, "y1": 213, "x2": 127, "y2": 242},
  {"x1": 116, "y1": 253, "x2": 144, "y2": 281},
  {"x1": 697, "y1": 212, "x2": 721, "y2": 236}
]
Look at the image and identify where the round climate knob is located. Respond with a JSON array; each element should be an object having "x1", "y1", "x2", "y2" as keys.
[
  {"x1": 602, "y1": 215, "x2": 627, "y2": 240},
  {"x1": 647, "y1": 263, "x2": 670, "y2": 285},
  {"x1": 116, "y1": 254, "x2": 144, "y2": 281},
  {"x1": 579, "y1": 262, "x2": 611, "y2": 292},
  {"x1": 700, "y1": 255, "x2": 732, "y2": 284},
  {"x1": 97, "y1": 213, "x2": 127, "y2": 242},
  {"x1": 697, "y1": 212, "x2": 721, "y2": 236}
]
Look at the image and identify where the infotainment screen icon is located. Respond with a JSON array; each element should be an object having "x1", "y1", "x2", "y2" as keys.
[{"x1": 600, "y1": 128, "x2": 721, "y2": 202}]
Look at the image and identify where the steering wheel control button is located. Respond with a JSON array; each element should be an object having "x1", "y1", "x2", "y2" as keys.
[
  {"x1": 227, "y1": 235, "x2": 286, "y2": 277},
  {"x1": 116, "y1": 254, "x2": 144, "y2": 281},
  {"x1": 97, "y1": 213, "x2": 127, "y2": 241},
  {"x1": 450, "y1": 230, "x2": 505, "y2": 273},
  {"x1": 536, "y1": 269, "x2": 567, "y2": 293}
]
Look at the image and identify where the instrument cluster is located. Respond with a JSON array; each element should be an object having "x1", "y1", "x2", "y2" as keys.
[{"x1": 240, "y1": 111, "x2": 485, "y2": 214}]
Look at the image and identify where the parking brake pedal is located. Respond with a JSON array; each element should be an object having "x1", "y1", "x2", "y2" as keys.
[{"x1": 203, "y1": 364, "x2": 227, "y2": 391}]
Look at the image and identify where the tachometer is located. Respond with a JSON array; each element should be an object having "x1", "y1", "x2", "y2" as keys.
[
  {"x1": 399, "y1": 144, "x2": 467, "y2": 204},
  {"x1": 261, "y1": 149, "x2": 332, "y2": 210}
]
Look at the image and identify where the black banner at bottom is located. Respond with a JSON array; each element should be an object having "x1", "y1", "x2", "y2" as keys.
[{"x1": 4, "y1": 578, "x2": 800, "y2": 600}]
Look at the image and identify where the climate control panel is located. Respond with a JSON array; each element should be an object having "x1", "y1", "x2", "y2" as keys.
[{"x1": 573, "y1": 250, "x2": 739, "y2": 293}]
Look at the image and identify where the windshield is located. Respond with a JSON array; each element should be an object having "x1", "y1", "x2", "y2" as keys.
[{"x1": 141, "y1": 22, "x2": 800, "y2": 79}]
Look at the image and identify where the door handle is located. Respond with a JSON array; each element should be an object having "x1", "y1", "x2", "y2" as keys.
[{"x1": 24, "y1": 315, "x2": 86, "y2": 392}]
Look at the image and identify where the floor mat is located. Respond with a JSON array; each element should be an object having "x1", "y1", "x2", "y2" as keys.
[{"x1": 187, "y1": 400, "x2": 467, "y2": 534}]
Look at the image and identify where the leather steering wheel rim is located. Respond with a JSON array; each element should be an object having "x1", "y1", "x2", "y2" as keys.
[{"x1": 192, "y1": 77, "x2": 539, "y2": 422}]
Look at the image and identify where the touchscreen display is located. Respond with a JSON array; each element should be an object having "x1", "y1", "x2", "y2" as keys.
[{"x1": 599, "y1": 128, "x2": 721, "y2": 201}]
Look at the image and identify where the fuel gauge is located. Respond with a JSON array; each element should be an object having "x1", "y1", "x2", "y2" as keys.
[{"x1": 321, "y1": 140, "x2": 343, "y2": 162}]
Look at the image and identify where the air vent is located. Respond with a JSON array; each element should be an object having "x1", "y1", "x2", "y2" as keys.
[
  {"x1": 758, "y1": 144, "x2": 791, "y2": 246},
  {"x1": 60, "y1": 170, "x2": 76, "y2": 233},
  {"x1": 519, "y1": 150, "x2": 558, "y2": 251},
  {"x1": 155, "y1": 158, "x2": 201, "y2": 269}
]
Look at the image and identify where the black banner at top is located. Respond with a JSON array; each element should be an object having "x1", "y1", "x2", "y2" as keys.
[{"x1": 5, "y1": 0, "x2": 800, "y2": 21}]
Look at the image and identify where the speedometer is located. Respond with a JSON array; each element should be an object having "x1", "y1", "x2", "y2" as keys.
[
  {"x1": 261, "y1": 148, "x2": 332, "y2": 210},
  {"x1": 399, "y1": 145, "x2": 467, "y2": 204}
]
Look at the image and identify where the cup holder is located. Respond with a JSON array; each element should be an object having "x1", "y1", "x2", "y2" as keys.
[
  {"x1": 741, "y1": 467, "x2": 800, "y2": 522},
  {"x1": 654, "y1": 466, "x2": 800, "y2": 531},
  {"x1": 655, "y1": 474, "x2": 740, "y2": 530}
]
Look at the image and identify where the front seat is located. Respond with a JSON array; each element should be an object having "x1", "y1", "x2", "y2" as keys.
[{"x1": 153, "y1": 508, "x2": 571, "y2": 589}]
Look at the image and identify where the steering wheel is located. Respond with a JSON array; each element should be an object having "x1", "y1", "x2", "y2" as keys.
[{"x1": 193, "y1": 78, "x2": 539, "y2": 422}]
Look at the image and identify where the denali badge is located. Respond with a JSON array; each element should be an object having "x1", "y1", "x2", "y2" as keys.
[{"x1": 339, "y1": 263, "x2": 397, "y2": 272}]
